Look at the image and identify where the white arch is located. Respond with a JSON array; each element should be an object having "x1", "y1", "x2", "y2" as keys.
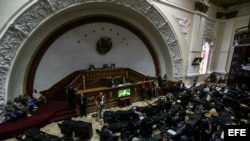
[{"x1": 0, "y1": 0, "x2": 182, "y2": 118}]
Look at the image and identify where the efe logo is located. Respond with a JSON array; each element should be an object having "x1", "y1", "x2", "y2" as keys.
[
  {"x1": 224, "y1": 125, "x2": 249, "y2": 141},
  {"x1": 228, "y1": 129, "x2": 246, "y2": 136}
]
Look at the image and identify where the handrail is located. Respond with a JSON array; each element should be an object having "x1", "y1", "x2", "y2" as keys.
[
  {"x1": 40, "y1": 68, "x2": 150, "y2": 98},
  {"x1": 40, "y1": 71, "x2": 81, "y2": 98}
]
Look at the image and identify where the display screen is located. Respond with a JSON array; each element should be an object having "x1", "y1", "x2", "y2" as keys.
[
  {"x1": 118, "y1": 88, "x2": 131, "y2": 98},
  {"x1": 192, "y1": 57, "x2": 203, "y2": 66}
]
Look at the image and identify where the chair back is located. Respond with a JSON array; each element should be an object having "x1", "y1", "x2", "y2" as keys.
[{"x1": 96, "y1": 129, "x2": 104, "y2": 141}]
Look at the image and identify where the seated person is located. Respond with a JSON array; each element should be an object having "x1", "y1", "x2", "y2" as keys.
[
  {"x1": 166, "y1": 92, "x2": 174, "y2": 102},
  {"x1": 134, "y1": 106, "x2": 143, "y2": 116},
  {"x1": 204, "y1": 101, "x2": 219, "y2": 118},
  {"x1": 13, "y1": 97, "x2": 32, "y2": 117},
  {"x1": 32, "y1": 89, "x2": 47, "y2": 105},
  {"x1": 101, "y1": 123, "x2": 119, "y2": 141},
  {"x1": 178, "y1": 122, "x2": 196, "y2": 141},
  {"x1": 139, "y1": 113, "x2": 153, "y2": 137},
  {"x1": 19, "y1": 94, "x2": 38, "y2": 111},
  {"x1": 4, "y1": 100, "x2": 25, "y2": 121},
  {"x1": 119, "y1": 76, "x2": 127, "y2": 84},
  {"x1": 109, "y1": 76, "x2": 118, "y2": 87}
]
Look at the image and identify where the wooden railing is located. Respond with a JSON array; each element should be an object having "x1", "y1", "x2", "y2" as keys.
[
  {"x1": 68, "y1": 73, "x2": 83, "y2": 90},
  {"x1": 40, "y1": 68, "x2": 149, "y2": 101},
  {"x1": 40, "y1": 71, "x2": 80, "y2": 98}
]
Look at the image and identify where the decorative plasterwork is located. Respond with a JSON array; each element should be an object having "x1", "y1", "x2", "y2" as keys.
[
  {"x1": 173, "y1": 16, "x2": 190, "y2": 44},
  {"x1": 203, "y1": 19, "x2": 215, "y2": 41},
  {"x1": 0, "y1": 0, "x2": 182, "y2": 121}
]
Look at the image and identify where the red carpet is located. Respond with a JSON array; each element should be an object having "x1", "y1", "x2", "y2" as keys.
[{"x1": 0, "y1": 98, "x2": 77, "y2": 140}]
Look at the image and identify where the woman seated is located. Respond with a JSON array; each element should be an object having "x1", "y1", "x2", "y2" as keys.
[
  {"x1": 18, "y1": 94, "x2": 38, "y2": 111},
  {"x1": 13, "y1": 97, "x2": 32, "y2": 117},
  {"x1": 4, "y1": 100, "x2": 25, "y2": 121}
]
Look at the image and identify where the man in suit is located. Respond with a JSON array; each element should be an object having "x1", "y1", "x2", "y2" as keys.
[
  {"x1": 120, "y1": 76, "x2": 127, "y2": 84},
  {"x1": 178, "y1": 80, "x2": 185, "y2": 95},
  {"x1": 109, "y1": 76, "x2": 117, "y2": 87},
  {"x1": 67, "y1": 86, "x2": 75, "y2": 108},
  {"x1": 78, "y1": 93, "x2": 86, "y2": 117}
]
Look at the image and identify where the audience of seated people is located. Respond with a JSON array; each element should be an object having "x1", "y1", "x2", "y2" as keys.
[
  {"x1": 13, "y1": 97, "x2": 32, "y2": 117},
  {"x1": 2, "y1": 79, "x2": 250, "y2": 141},
  {"x1": 100, "y1": 82, "x2": 249, "y2": 141},
  {"x1": 4, "y1": 91, "x2": 47, "y2": 122},
  {"x1": 4, "y1": 100, "x2": 26, "y2": 121},
  {"x1": 18, "y1": 94, "x2": 39, "y2": 111}
]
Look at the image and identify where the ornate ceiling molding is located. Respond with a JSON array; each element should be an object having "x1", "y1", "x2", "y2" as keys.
[
  {"x1": 173, "y1": 16, "x2": 190, "y2": 44},
  {"x1": 0, "y1": 0, "x2": 182, "y2": 120}
]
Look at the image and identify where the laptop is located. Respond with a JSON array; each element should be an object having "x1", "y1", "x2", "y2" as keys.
[
  {"x1": 139, "y1": 115, "x2": 144, "y2": 121},
  {"x1": 177, "y1": 122, "x2": 183, "y2": 129}
]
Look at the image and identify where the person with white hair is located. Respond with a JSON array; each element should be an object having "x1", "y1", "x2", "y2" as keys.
[{"x1": 32, "y1": 89, "x2": 47, "y2": 105}]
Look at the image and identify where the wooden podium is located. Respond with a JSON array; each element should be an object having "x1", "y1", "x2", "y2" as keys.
[{"x1": 118, "y1": 96, "x2": 131, "y2": 107}]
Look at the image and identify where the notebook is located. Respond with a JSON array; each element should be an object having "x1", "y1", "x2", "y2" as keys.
[
  {"x1": 167, "y1": 129, "x2": 177, "y2": 136},
  {"x1": 177, "y1": 122, "x2": 183, "y2": 128}
]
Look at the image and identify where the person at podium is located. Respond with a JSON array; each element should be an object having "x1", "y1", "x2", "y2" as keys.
[
  {"x1": 109, "y1": 76, "x2": 118, "y2": 87},
  {"x1": 119, "y1": 76, "x2": 127, "y2": 85}
]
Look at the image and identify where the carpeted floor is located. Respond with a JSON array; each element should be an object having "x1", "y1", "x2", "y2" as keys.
[{"x1": 0, "y1": 98, "x2": 77, "y2": 140}]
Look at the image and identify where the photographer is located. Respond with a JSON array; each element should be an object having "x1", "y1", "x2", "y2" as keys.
[{"x1": 95, "y1": 92, "x2": 104, "y2": 121}]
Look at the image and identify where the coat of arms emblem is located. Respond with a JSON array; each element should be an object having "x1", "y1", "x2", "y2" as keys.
[{"x1": 96, "y1": 37, "x2": 112, "y2": 55}]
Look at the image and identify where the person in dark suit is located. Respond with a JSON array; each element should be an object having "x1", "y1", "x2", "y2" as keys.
[
  {"x1": 119, "y1": 76, "x2": 127, "y2": 84},
  {"x1": 139, "y1": 113, "x2": 153, "y2": 137},
  {"x1": 67, "y1": 86, "x2": 75, "y2": 108},
  {"x1": 109, "y1": 76, "x2": 117, "y2": 87},
  {"x1": 101, "y1": 123, "x2": 119, "y2": 141},
  {"x1": 177, "y1": 80, "x2": 185, "y2": 95},
  {"x1": 77, "y1": 93, "x2": 86, "y2": 117},
  {"x1": 179, "y1": 122, "x2": 196, "y2": 141}
]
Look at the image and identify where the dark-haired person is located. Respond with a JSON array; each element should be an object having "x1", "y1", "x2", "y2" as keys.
[
  {"x1": 140, "y1": 79, "x2": 147, "y2": 100},
  {"x1": 13, "y1": 97, "x2": 32, "y2": 117},
  {"x1": 101, "y1": 123, "x2": 120, "y2": 141},
  {"x1": 77, "y1": 92, "x2": 87, "y2": 117},
  {"x1": 119, "y1": 76, "x2": 127, "y2": 84},
  {"x1": 148, "y1": 82, "x2": 154, "y2": 101},
  {"x1": 177, "y1": 80, "x2": 185, "y2": 95},
  {"x1": 4, "y1": 100, "x2": 25, "y2": 121},
  {"x1": 109, "y1": 76, "x2": 117, "y2": 87},
  {"x1": 192, "y1": 76, "x2": 198, "y2": 88},
  {"x1": 179, "y1": 122, "x2": 196, "y2": 141},
  {"x1": 67, "y1": 86, "x2": 76, "y2": 108}
]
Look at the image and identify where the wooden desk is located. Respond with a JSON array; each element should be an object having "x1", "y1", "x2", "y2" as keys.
[
  {"x1": 118, "y1": 97, "x2": 131, "y2": 107},
  {"x1": 75, "y1": 80, "x2": 154, "y2": 114}
]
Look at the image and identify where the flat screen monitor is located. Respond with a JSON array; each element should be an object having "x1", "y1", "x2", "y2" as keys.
[
  {"x1": 118, "y1": 88, "x2": 131, "y2": 98},
  {"x1": 192, "y1": 57, "x2": 203, "y2": 66}
]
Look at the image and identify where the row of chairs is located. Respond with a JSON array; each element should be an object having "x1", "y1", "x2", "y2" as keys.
[{"x1": 58, "y1": 119, "x2": 92, "y2": 140}]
